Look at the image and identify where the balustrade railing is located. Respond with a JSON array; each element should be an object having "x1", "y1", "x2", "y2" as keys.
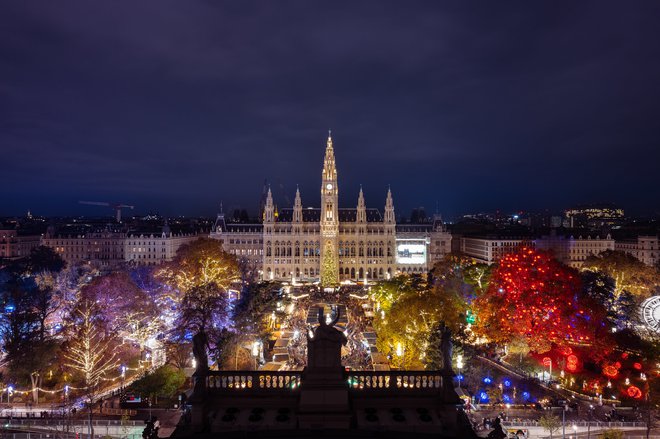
[
  {"x1": 206, "y1": 371, "x2": 302, "y2": 392},
  {"x1": 203, "y1": 370, "x2": 444, "y2": 394},
  {"x1": 347, "y1": 371, "x2": 443, "y2": 392}
]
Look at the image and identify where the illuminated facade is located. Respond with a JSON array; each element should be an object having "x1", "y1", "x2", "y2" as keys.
[
  {"x1": 211, "y1": 133, "x2": 451, "y2": 282},
  {"x1": 615, "y1": 235, "x2": 659, "y2": 267},
  {"x1": 0, "y1": 229, "x2": 41, "y2": 260},
  {"x1": 534, "y1": 232, "x2": 615, "y2": 268},
  {"x1": 564, "y1": 204, "x2": 625, "y2": 228}
]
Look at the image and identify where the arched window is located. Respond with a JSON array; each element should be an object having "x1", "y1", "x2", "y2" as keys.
[{"x1": 351, "y1": 268, "x2": 356, "y2": 278}]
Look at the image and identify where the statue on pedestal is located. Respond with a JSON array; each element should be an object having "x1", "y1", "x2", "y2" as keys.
[
  {"x1": 191, "y1": 330, "x2": 209, "y2": 397},
  {"x1": 307, "y1": 306, "x2": 346, "y2": 370},
  {"x1": 440, "y1": 323, "x2": 454, "y2": 374},
  {"x1": 439, "y1": 322, "x2": 462, "y2": 404}
]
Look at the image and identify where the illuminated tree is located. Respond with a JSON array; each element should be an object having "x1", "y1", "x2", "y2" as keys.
[
  {"x1": 64, "y1": 300, "x2": 120, "y2": 437},
  {"x1": 320, "y1": 245, "x2": 338, "y2": 287},
  {"x1": 175, "y1": 282, "x2": 230, "y2": 338},
  {"x1": 581, "y1": 270, "x2": 635, "y2": 328},
  {"x1": 583, "y1": 250, "x2": 660, "y2": 299},
  {"x1": 156, "y1": 238, "x2": 240, "y2": 295},
  {"x1": 373, "y1": 274, "x2": 464, "y2": 370},
  {"x1": 80, "y1": 272, "x2": 161, "y2": 347},
  {"x1": 539, "y1": 414, "x2": 561, "y2": 439},
  {"x1": 475, "y1": 248, "x2": 604, "y2": 353}
]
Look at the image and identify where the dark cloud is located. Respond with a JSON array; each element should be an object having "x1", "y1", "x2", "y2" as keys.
[{"x1": 1, "y1": 1, "x2": 659, "y2": 218}]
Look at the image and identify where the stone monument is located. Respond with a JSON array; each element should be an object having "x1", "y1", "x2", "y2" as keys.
[
  {"x1": 189, "y1": 330, "x2": 209, "y2": 431},
  {"x1": 298, "y1": 306, "x2": 351, "y2": 429}
]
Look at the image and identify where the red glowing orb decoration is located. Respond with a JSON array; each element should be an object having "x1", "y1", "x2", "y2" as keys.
[
  {"x1": 614, "y1": 361, "x2": 622, "y2": 369},
  {"x1": 543, "y1": 357, "x2": 552, "y2": 367},
  {"x1": 633, "y1": 362, "x2": 642, "y2": 370},
  {"x1": 560, "y1": 346, "x2": 573, "y2": 356},
  {"x1": 621, "y1": 352, "x2": 629, "y2": 359},
  {"x1": 627, "y1": 386, "x2": 643, "y2": 399},
  {"x1": 566, "y1": 354, "x2": 579, "y2": 372},
  {"x1": 603, "y1": 365, "x2": 618, "y2": 378}
]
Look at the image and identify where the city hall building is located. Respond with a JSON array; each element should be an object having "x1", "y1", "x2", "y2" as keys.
[{"x1": 211, "y1": 134, "x2": 451, "y2": 283}]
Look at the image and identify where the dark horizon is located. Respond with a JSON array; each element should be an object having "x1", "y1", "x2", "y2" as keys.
[{"x1": 2, "y1": 2, "x2": 660, "y2": 219}]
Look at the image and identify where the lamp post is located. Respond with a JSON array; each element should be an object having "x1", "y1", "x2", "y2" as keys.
[
  {"x1": 252, "y1": 341, "x2": 261, "y2": 370},
  {"x1": 120, "y1": 365, "x2": 126, "y2": 392},
  {"x1": 456, "y1": 354, "x2": 464, "y2": 389},
  {"x1": 587, "y1": 404, "x2": 593, "y2": 439},
  {"x1": 562, "y1": 404, "x2": 567, "y2": 439},
  {"x1": 64, "y1": 385, "x2": 70, "y2": 432}
]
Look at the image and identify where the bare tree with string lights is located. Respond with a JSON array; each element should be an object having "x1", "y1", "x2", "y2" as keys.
[{"x1": 64, "y1": 299, "x2": 120, "y2": 439}]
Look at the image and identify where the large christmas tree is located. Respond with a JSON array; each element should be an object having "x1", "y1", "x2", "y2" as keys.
[{"x1": 320, "y1": 244, "x2": 338, "y2": 287}]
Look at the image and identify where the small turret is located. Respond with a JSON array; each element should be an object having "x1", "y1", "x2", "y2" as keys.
[
  {"x1": 356, "y1": 186, "x2": 366, "y2": 223},
  {"x1": 264, "y1": 187, "x2": 274, "y2": 223},
  {"x1": 384, "y1": 186, "x2": 395, "y2": 224},
  {"x1": 293, "y1": 186, "x2": 302, "y2": 223}
]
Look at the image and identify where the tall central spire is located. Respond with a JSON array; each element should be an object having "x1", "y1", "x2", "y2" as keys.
[
  {"x1": 320, "y1": 131, "x2": 339, "y2": 287},
  {"x1": 322, "y1": 130, "x2": 336, "y2": 183}
]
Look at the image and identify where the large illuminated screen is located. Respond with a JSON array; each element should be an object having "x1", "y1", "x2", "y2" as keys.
[{"x1": 396, "y1": 242, "x2": 426, "y2": 264}]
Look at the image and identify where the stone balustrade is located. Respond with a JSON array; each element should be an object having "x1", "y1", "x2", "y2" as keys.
[
  {"x1": 347, "y1": 371, "x2": 443, "y2": 392},
  {"x1": 206, "y1": 371, "x2": 302, "y2": 393},
  {"x1": 203, "y1": 370, "x2": 446, "y2": 394}
]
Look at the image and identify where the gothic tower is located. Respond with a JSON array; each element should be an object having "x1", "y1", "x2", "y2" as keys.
[
  {"x1": 293, "y1": 186, "x2": 302, "y2": 234},
  {"x1": 320, "y1": 131, "x2": 339, "y2": 286}
]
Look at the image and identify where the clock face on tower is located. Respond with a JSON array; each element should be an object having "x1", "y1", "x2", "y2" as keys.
[{"x1": 326, "y1": 183, "x2": 333, "y2": 190}]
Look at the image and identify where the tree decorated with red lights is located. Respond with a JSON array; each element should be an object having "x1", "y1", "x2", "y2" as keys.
[{"x1": 475, "y1": 248, "x2": 604, "y2": 353}]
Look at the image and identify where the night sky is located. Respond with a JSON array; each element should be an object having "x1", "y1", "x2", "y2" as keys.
[{"x1": 2, "y1": 2, "x2": 660, "y2": 219}]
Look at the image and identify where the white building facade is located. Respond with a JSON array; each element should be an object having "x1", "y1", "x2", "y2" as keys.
[
  {"x1": 534, "y1": 232, "x2": 615, "y2": 268},
  {"x1": 615, "y1": 235, "x2": 659, "y2": 267}
]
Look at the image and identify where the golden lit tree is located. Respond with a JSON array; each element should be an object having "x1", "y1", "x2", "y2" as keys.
[
  {"x1": 156, "y1": 238, "x2": 241, "y2": 297},
  {"x1": 583, "y1": 250, "x2": 660, "y2": 299}
]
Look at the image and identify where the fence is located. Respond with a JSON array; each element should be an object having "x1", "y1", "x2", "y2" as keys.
[
  {"x1": 504, "y1": 420, "x2": 647, "y2": 428},
  {"x1": 206, "y1": 371, "x2": 302, "y2": 393},
  {"x1": 4, "y1": 420, "x2": 143, "y2": 427}
]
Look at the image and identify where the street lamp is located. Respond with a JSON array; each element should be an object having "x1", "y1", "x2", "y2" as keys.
[
  {"x1": 572, "y1": 424, "x2": 577, "y2": 438},
  {"x1": 456, "y1": 354, "x2": 464, "y2": 389},
  {"x1": 120, "y1": 365, "x2": 126, "y2": 391},
  {"x1": 252, "y1": 341, "x2": 261, "y2": 370}
]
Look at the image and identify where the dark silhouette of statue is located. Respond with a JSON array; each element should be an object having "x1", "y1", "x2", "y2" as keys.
[
  {"x1": 486, "y1": 417, "x2": 507, "y2": 439},
  {"x1": 191, "y1": 330, "x2": 209, "y2": 397},
  {"x1": 440, "y1": 323, "x2": 454, "y2": 374},
  {"x1": 307, "y1": 306, "x2": 346, "y2": 369}
]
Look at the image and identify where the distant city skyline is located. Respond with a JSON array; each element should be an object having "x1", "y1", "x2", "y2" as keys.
[{"x1": 2, "y1": 2, "x2": 659, "y2": 218}]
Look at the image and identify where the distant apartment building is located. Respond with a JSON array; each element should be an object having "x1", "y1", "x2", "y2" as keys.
[
  {"x1": 460, "y1": 236, "x2": 534, "y2": 264},
  {"x1": 42, "y1": 231, "x2": 127, "y2": 269},
  {"x1": 124, "y1": 232, "x2": 200, "y2": 266},
  {"x1": 615, "y1": 235, "x2": 659, "y2": 267},
  {"x1": 42, "y1": 228, "x2": 201, "y2": 269},
  {"x1": 534, "y1": 232, "x2": 615, "y2": 268},
  {"x1": 0, "y1": 229, "x2": 41, "y2": 260}
]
